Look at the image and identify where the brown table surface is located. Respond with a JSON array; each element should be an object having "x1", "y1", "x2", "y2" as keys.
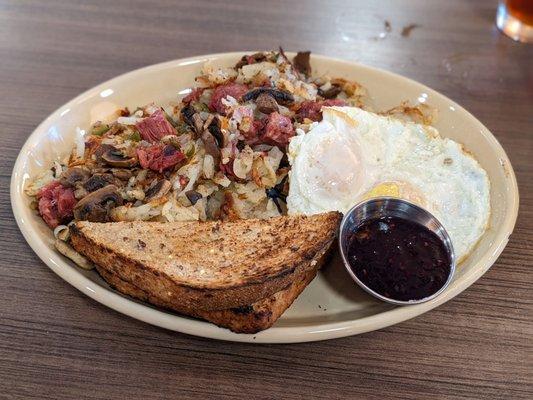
[{"x1": 1, "y1": 0, "x2": 532, "y2": 399}]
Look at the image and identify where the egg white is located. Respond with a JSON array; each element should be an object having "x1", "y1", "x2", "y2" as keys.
[{"x1": 287, "y1": 106, "x2": 491, "y2": 261}]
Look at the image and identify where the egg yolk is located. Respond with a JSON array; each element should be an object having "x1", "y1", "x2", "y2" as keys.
[
  {"x1": 363, "y1": 183, "x2": 401, "y2": 199},
  {"x1": 363, "y1": 182, "x2": 427, "y2": 208}
]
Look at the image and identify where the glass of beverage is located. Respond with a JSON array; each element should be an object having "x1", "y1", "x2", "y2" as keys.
[{"x1": 496, "y1": 0, "x2": 533, "y2": 42}]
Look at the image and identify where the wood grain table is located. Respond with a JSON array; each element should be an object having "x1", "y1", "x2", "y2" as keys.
[{"x1": 1, "y1": 1, "x2": 531, "y2": 399}]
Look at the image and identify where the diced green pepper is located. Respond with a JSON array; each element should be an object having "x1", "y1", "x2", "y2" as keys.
[
  {"x1": 184, "y1": 143, "x2": 195, "y2": 158},
  {"x1": 193, "y1": 102, "x2": 209, "y2": 113},
  {"x1": 129, "y1": 131, "x2": 141, "y2": 142},
  {"x1": 91, "y1": 124, "x2": 110, "y2": 136},
  {"x1": 176, "y1": 121, "x2": 192, "y2": 135},
  {"x1": 164, "y1": 110, "x2": 179, "y2": 128}
]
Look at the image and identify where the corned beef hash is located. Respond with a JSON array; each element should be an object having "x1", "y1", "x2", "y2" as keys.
[{"x1": 26, "y1": 49, "x2": 372, "y2": 228}]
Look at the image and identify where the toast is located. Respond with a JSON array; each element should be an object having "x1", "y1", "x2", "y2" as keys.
[
  {"x1": 96, "y1": 253, "x2": 324, "y2": 334},
  {"x1": 70, "y1": 212, "x2": 341, "y2": 313}
]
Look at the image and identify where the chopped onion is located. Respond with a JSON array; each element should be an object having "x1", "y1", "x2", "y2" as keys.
[
  {"x1": 75, "y1": 127, "x2": 85, "y2": 158},
  {"x1": 53, "y1": 224, "x2": 69, "y2": 240},
  {"x1": 55, "y1": 239, "x2": 94, "y2": 270},
  {"x1": 203, "y1": 154, "x2": 215, "y2": 179},
  {"x1": 117, "y1": 116, "x2": 143, "y2": 125}
]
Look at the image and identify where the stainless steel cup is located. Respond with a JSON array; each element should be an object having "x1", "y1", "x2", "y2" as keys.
[{"x1": 338, "y1": 197, "x2": 456, "y2": 305}]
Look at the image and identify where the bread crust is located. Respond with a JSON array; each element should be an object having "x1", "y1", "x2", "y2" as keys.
[
  {"x1": 96, "y1": 255, "x2": 323, "y2": 334},
  {"x1": 70, "y1": 212, "x2": 341, "y2": 311}
]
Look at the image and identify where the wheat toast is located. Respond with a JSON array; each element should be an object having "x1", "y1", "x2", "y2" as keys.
[
  {"x1": 96, "y1": 253, "x2": 324, "y2": 334},
  {"x1": 70, "y1": 212, "x2": 341, "y2": 312}
]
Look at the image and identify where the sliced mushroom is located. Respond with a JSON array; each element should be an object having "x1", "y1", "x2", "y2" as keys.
[
  {"x1": 73, "y1": 184, "x2": 123, "y2": 222},
  {"x1": 318, "y1": 84, "x2": 342, "y2": 99},
  {"x1": 201, "y1": 115, "x2": 224, "y2": 165},
  {"x1": 211, "y1": 125, "x2": 226, "y2": 147},
  {"x1": 185, "y1": 190, "x2": 202, "y2": 205},
  {"x1": 255, "y1": 92, "x2": 279, "y2": 114},
  {"x1": 74, "y1": 186, "x2": 89, "y2": 200},
  {"x1": 59, "y1": 167, "x2": 91, "y2": 188},
  {"x1": 83, "y1": 174, "x2": 113, "y2": 192},
  {"x1": 90, "y1": 166, "x2": 112, "y2": 174},
  {"x1": 242, "y1": 87, "x2": 294, "y2": 105},
  {"x1": 201, "y1": 130, "x2": 221, "y2": 167},
  {"x1": 94, "y1": 144, "x2": 115, "y2": 160},
  {"x1": 181, "y1": 104, "x2": 196, "y2": 127},
  {"x1": 181, "y1": 104, "x2": 205, "y2": 136},
  {"x1": 206, "y1": 115, "x2": 224, "y2": 146},
  {"x1": 144, "y1": 179, "x2": 171, "y2": 202},
  {"x1": 203, "y1": 113, "x2": 215, "y2": 129},
  {"x1": 235, "y1": 52, "x2": 267, "y2": 69},
  {"x1": 111, "y1": 168, "x2": 133, "y2": 181},
  {"x1": 266, "y1": 176, "x2": 288, "y2": 213},
  {"x1": 293, "y1": 51, "x2": 311, "y2": 77},
  {"x1": 101, "y1": 146, "x2": 137, "y2": 168},
  {"x1": 192, "y1": 113, "x2": 204, "y2": 135}
]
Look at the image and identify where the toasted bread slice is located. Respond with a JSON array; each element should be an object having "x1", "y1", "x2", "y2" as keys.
[
  {"x1": 70, "y1": 212, "x2": 341, "y2": 311},
  {"x1": 96, "y1": 253, "x2": 324, "y2": 334}
]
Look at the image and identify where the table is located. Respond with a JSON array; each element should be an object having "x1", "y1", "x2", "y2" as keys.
[{"x1": 1, "y1": 0, "x2": 531, "y2": 398}]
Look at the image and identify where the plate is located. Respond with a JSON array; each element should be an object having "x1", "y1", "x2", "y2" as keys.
[{"x1": 11, "y1": 52, "x2": 519, "y2": 343}]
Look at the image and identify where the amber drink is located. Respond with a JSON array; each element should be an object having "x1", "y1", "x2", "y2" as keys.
[{"x1": 497, "y1": 0, "x2": 533, "y2": 42}]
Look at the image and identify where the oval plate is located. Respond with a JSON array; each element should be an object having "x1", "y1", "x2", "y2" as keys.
[{"x1": 11, "y1": 52, "x2": 519, "y2": 343}]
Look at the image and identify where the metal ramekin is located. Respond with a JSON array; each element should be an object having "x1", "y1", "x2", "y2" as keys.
[{"x1": 338, "y1": 197, "x2": 456, "y2": 306}]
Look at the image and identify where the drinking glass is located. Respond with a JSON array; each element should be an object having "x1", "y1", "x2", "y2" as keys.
[{"x1": 496, "y1": 0, "x2": 533, "y2": 43}]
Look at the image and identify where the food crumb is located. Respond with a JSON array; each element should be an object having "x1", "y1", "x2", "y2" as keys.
[
  {"x1": 401, "y1": 24, "x2": 420, "y2": 37},
  {"x1": 371, "y1": 19, "x2": 392, "y2": 40}
]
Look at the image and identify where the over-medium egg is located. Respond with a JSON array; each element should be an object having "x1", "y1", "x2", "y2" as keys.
[{"x1": 287, "y1": 106, "x2": 490, "y2": 261}]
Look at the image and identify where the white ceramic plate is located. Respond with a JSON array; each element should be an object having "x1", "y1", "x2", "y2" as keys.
[{"x1": 11, "y1": 52, "x2": 519, "y2": 343}]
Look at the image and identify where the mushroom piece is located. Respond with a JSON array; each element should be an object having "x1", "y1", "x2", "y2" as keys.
[
  {"x1": 144, "y1": 179, "x2": 171, "y2": 202},
  {"x1": 192, "y1": 113, "x2": 204, "y2": 135},
  {"x1": 180, "y1": 104, "x2": 206, "y2": 136},
  {"x1": 101, "y1": 146, "x2": 137, "y2": 168},
  {"x1": 185, "y1": 190, "x2": 202, "y2": 205},
  {"x1": 318, "y1": 84, "x2": 342, "y2": 99},
  {"x1": 94, "y1": 144, "x2": 115, "y2": 160},
  {"x1": 266, "y1": 176, "x2": 288, "y2": 213},
  {"x1": 242, "y1": 87, "x2": 294, "y2": 105},
  {"x1": 201, "y1": 129, "x2": 221, "y2": 167},
  {"x1": 111, "y1": 168, "x2": 133, "y2": 181},
  {"x1": 235, "y1": 52, "x2": 267, "y2": 69},
  {"x1": 59, "y1": 167, "x2": 91, "y2": 188},
  {"x1": 181, "y1": 104, "x2": 196, "y2": 127},
  {"x1": 293, "y1": 51, "x2": 311, "y2": 77},
  {"x1": 73, "y1": 184, "x2": 123, "y2": 222},
  {"x1": 208, "y1": 118, "x2": 224, "y2": 147},
  {"x1": 73, "y1": 187, "x2": 89, "y2": 200},
  {"x1": 83, "y1": 174, "x2": 113, "y2": 192},
  {"x1": 255, "y1": 92, "x2": 279, "y2": 114}
]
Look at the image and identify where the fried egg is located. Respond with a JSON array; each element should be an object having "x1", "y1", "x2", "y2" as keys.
[{"x1": 287, "y1": 107, "x2": 490, "y2": 261}]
